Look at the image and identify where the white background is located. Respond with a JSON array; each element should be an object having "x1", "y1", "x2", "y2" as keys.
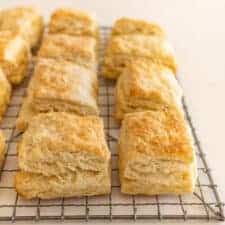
[{"x1": 1, "y1": 0, "x2": 225, "y2": 224}]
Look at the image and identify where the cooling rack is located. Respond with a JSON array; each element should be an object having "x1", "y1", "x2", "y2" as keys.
[{"x1": 0, "y1": 26, "x2": 224, "y2": 222}]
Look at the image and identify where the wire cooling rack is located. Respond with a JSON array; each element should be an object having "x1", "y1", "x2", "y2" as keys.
[{"x1": 0, "y1": 26, "x2": 224, "y2": 222}]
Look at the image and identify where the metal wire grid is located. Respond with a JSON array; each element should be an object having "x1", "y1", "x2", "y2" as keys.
[{"x1": 0, "y1": 26, "x2": 224, "y2": 222}]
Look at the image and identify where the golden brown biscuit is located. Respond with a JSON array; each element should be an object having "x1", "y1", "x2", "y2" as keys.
[
  {"x1": 111, "y1": 17, "x2": 166, "y2": 37},
  {"x1": 0, "y1": 6, "x2": 44, "y2": 49},
  {"x1": 15, "y1": 112, "x2": 111, "y2": 199},
  {"x1": 16, "y1": 58, "x2": 99, "y2": 131},
  {"x1": 0, "y1": 31, "x2": 30, "y2": 85},
  {"x1": 119, "y1": 110, "x2": 196, "y2": 195},
  {"x1": 102, "y1": 34, "x2": 176, "y2": 79},
  {"x1": 49, "y1": 8, "x2": 99, "y2": 38},
  {"x1": 15, "y1": 171, "x2": 111, "y2": 199},
  {"x1": 0, "y1": 68, "x2": 11, "y2": 120},
  {"x1": 0, "y1": 130, "x2": 6, "y2": 167},
  {"x1": 115, "y1": 60, "x2": 182, "y2": 120},
  {"x1": 38, "y1": 34, "x2": 97, "y2": 70}
]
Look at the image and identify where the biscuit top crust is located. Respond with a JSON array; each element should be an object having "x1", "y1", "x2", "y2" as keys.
[
  {"x1": 112, "y1": 17, "x2": 166, "y2": 37},
  {"x1": 120, "y1": 110, "x2": 194, "y2": 163},
  {"x1": 18, "y1": 112, "x2": 110, "y2": 161}
]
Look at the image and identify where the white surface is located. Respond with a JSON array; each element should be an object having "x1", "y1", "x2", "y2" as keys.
[{"x1": 1, "y1": 0, "x2": 225, "y2": 224}]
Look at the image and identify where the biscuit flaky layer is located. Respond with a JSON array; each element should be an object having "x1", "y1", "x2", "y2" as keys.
[
  {"x1": 119, "y1": 110, "x2": 196, "y2": 195},
  {"x1": 16, "y1": 96, "x2": 36, "y2": 132},
  {"x1": 0, "y1": 6, "x2": 44, "y2": 49},
  {"x1": 15, "y1": 170, "x2": 111, "y2": 199},
  {"x1": 115, "y1": 60, "x2": 182, "y2": 120}
]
